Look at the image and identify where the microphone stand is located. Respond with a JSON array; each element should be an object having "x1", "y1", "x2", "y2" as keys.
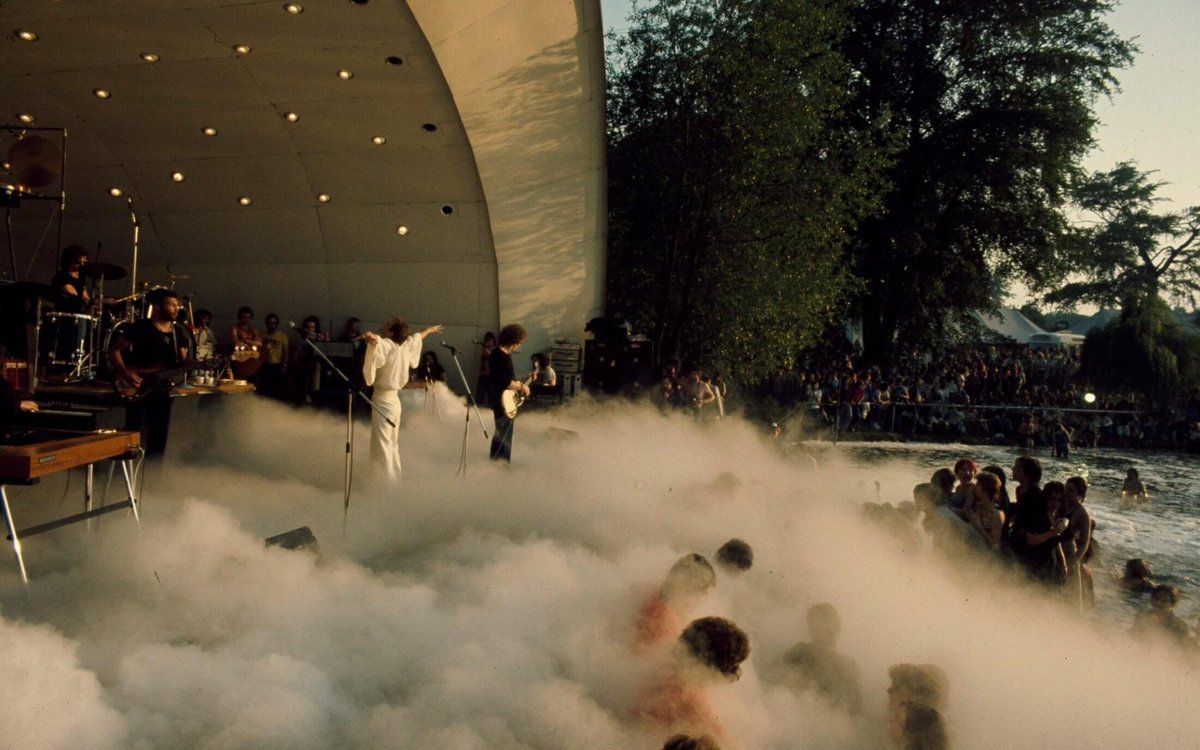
[
  {"x1": 292, "y1": 325, "x2": 393, "y2": 526},
  {"x1": 441, "y1": 341, "x2": 490, "y2": 476}
]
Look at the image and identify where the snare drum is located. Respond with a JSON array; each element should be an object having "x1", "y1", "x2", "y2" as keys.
[{"x1": 41, "y1": 311, "x2": 95, "y2": 368}]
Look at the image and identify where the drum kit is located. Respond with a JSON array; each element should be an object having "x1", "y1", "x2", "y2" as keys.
[{"x1": 35, "y1": 269, "x2": 197, "y2": 384}]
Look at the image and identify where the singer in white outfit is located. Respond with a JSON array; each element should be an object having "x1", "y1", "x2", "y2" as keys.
[{"x1": 361, "y1": 318, "x2": 443, "y2": 479}]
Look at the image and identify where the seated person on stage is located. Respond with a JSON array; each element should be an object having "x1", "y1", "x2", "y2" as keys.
[
  {"x1": 635, "y1": 617, "x2": 750, "y2": 743},
  {"x1": 50, "y1": 244, "x2": 90, "y2": 313},
  {"x1": 338, "y1": 317, "x2": 362, "y2": 343},
  {"x1": 0, "y1": 377, "x2": 38, "y2": 421},
  {"x1": 412, "y1": 350, "x2": 447, "y2": 384},
  {"x1": 778, "y1": 603, "x2": 863, "y2": 714},
  {"x1": 229, "y1": 305, "x2": 262, "y2": 351},
  {"x1": 528, "y1": 352, "x2": 557, "y2": 398},
  {"x1": 107, "y1": 288, "x2": 191, "y2": 458},
  {"x1": 636, "y1": 553, "x2": 717, "y2": 648}
]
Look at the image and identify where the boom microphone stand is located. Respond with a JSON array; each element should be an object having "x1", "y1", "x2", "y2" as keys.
[
  {"x1": 441, "y1": 341, "x2": 490, "y2": 476},
  {"x1": 290, "y1": 323, "x2": 393, "y2": 524}
]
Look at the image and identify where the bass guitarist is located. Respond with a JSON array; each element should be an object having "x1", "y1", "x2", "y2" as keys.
[
  {"x1": 107, "y1": 288, "x2": 191, "y2": 458},
  {"x1": 488, "y1": 324, "x2": 530, "y2": 463}
]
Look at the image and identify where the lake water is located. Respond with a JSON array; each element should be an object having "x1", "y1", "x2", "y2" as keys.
[{"x1": 820, "y1": 441, "x2": 1200, "y2": 628}]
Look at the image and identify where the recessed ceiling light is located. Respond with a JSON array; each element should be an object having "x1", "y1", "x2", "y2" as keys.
[
  {"x1": 350, "y1": 0, "x2": 369, "y2": 5},
  {"x1": 337, "y1": 69, "x2": 353, "y2": 80},
  {"x1": 202, "y1": 126, "x2": 218, "y2": 136},
  {"x1": 441, "y1": 205, "x2": 454, "y2": 215},
  {"x1": 108, "y1": 187, "x2": 124, "y2": 198},
  {"x1": 396, "y1": 225, "x2": 408, "y2": 236},
  {"x1": 233, "y1": 44, "x2": 252, "y2": 55},
  {"x1": 140, "y1": 52, "x2": 160, "y2": 63},
  {"x1": 171, "y1": 171, "x2": 186, "y2": 183},
  {"x1": 371, "y1": 135, "x2": 386, "y2": 145},
  {"x1": 421, "y1": 123, "x2": 438, "y2": 132},
  {"x1": 93, "y1": 88, "x2": 111, "y2": 99},
  {"x1": 283, "y1": 111, "x2": 299, "y2": 122},
  {"x1": 1, "y1": 162, "x2": 9, "y2": 171},
  {"x1": 238, "y1": 196, "x2": 252, "y2": 206},
  {"x1": 385, "y1": 56, "x2": 404, "y2": 66},
  {"x1": 17, "y1": 113, "x2": 34, "y2": 124},
  {"x1": 16, "y1": 30, "x2": 38, "y2": 42},
  {"x1": 284, "y1": 3, "x2": 303, "y2": 14},
  {"x1": 317, "y1": 193, "x2": 331, "y2": 203}
]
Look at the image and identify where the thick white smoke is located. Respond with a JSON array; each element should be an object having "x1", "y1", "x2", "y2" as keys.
[{"x1": 1, "y1": 391, "x2": 1197, "y2": 749}]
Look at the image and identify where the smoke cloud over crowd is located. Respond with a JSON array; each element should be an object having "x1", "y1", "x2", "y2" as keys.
[{"x1": 2, "y1": 392, "x2": 1197, "y2": 748}]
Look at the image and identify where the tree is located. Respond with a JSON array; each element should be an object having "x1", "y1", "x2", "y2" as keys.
[
  {"x1": 841, "y1": 0, "x2": 1134, "y2": 363},
  {"x1": 1045, "y1": 162, "x2": 1200, "y2": 309},
  {"x1": 1078, "y1": 293, "x2": 1200, "y2": 407},
  {"x1": 605, "y1": 0, "x2": 884, "y2": 383}
]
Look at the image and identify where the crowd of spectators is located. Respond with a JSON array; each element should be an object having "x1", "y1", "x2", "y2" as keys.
[{"x1": 762, "y1": 344, "x2": 1200, "y2": 451}]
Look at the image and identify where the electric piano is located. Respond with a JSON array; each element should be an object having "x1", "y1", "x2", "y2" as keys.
[{"x1": 0, "y1": 428, "x2": 142, "y2": 584}]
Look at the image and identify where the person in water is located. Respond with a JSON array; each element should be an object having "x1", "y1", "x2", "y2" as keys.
[
  {"x1": 1132, "y1": 584, "x2": 1191, "y2": 644},
  {"x1": 714, "y1": 538, "x2": 753, "y2": 575},
  {"x1": 636, "y1": 554, "x2": 718, "y2": 647},
  {"x1": 1121, "y1": 467, "x2": 1149, "y2": 508},
  {"x1": 636, "y1": 617, "x2": 751, "y2": 742},
  {"x1": 778, "y1": 603, "x2": 863, "y2": 713},
  {"x1": 1121, "y1": 559, "x2": 1157, "y2": 593}
]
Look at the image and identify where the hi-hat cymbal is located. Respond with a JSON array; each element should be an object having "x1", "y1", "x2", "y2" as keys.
[{"x1": 81, "y1": 262, "x2": 127, "y2": 280}]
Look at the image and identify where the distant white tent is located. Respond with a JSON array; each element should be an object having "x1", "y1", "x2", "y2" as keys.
[
  {"x1": 974, "y1": 308, "x2": 1086, "y2": 348},
  {"x1": 973, "y1": 308, "x2": 1046, "y2": 344}
]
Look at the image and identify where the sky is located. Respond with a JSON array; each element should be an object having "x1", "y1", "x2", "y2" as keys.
[{"x1": 599, "y1": 0, "x2": 1200, "y2": 210}]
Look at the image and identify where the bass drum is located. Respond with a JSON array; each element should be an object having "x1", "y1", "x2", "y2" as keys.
[{"x1": 40, "y1": 311, "x2": 95, "y2": 374}]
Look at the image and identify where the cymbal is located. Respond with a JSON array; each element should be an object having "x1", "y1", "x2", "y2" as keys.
[
  {"x1": 81, "y1": 262, "x2": 127, "y2": 280},
  {"x1": 0, "y1": 280, "x2": 53, "y2": 299}
]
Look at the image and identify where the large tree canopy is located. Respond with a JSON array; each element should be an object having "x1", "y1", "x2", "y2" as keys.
[
  {"x1": 1079, "y1": 293, "x2": 1200, "y2": 407},
  {"x1": 1046, "y1": 162, "x2": 1200, "y2": 309},
  {"x1": 843, "y1": 0, "x2": 1134, "y2": 363},
  {"x1": 606, "y1": 0, "x2": 884, "y2": 383}
]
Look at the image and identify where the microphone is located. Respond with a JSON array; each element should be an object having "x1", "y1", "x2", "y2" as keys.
[{"x1": 440, "y1": 341, "x2": 458, "y2": 355}]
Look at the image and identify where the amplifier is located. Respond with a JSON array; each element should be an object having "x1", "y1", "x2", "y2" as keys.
[{"x1": 550, "y1": 345, "x2": 582, "y2": 374}]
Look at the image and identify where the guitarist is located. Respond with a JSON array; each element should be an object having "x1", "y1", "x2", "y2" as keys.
[
  {"x1": 107, "y1": 288, "x2": 190, "y2": 458},
  {"x1": 488, "y1": 324, "x2": 530, "y2": 463}
]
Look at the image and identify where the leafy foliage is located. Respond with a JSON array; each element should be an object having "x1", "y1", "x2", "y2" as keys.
[
  {"x1": 605, "y1": 0, "x2": 884, "y2": 383},
  {"x1": 1079, "y1": 293, "x2": 1200, "y2": 406},
  {"x1": 841, "y1": 0, "x2": 1135, "y2": 362},
  {"x1": 1046, "y1": 162, "x2": 1200, "y2": 308}
]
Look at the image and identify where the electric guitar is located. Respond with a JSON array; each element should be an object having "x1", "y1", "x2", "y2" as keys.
[
  {"x1": 500, "y1": 388, "x2": 527, "y2": 419},
  {"x1": 112, "y1": 363, "x2": 191, "y2": 400}
]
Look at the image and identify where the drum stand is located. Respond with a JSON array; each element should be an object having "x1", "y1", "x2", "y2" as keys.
[
  {"x1": 441, "y1": 343, "x2": 489, "y2": 476},
  {"x1": 294, "y1": 331, "x2": 391, "y2": 524}
]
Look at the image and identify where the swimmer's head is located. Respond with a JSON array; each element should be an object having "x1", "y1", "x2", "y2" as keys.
[
  {"x1": 912, "y1": 483, "x2": 942, "y2": 512},
  {"x1": 1042, "y1": 481, "x2": 1065, "y2": 513},
  {"x1": 679, "y1": 616, "x2": 750, "y2": 680},
  {"x1": 981, "y1": 465, "x2": 1007, "y2": 490},
  {"x1": 1065, "y1": 476, "x2": 1088, "y2": 502},
  {"x1": 715, "y1": 539, "x2": 754, "y2": 574},
  {"x1": 1012, "y1": 455, "x2": 1042, "y2": 485},
  {"x1": 890, "y1": 700, "x2": 949, "y2": 750},
  {"x1": 952, "y1": 458, "x2": 977, "y2": 485},
  {"x1": 1125, "y1": 558, "x2": 1153, "y2": 580},
  {"x1": 662, "y1": 554, "x2": 717, "y2": 602},
  {"x1": 1151, "y1": 584, "x2": 1180, "y2": 610},
  {"x1": 662, "y1": 735, "x2": 721, "y2": 750},
  {"x1": 888, "y1": 663, "x2": 949, "y2": 712},
  {"x1": 1127, "y1": 467, "x2": 1139, "y2": 480},
  {"x1": 806, "y1": 603, "x2": 841, "y2": 648},
  {"x1": 929, "y1": 469, "x2": 955, "y2": 498},
  {"x1": 973, "y1": 472, "x2": 1001, "y2": 506}
]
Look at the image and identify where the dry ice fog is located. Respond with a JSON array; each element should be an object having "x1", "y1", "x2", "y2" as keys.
[{"x1": 2, "y1": 390, "x2": 1197, "y2": 749}]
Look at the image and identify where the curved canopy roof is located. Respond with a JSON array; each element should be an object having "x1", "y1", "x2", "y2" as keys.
[{"x1": 2, "y1": 0, "x2": 605, "y2": 355}]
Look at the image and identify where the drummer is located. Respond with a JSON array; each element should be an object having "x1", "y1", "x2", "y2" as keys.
[{"x1": 50, "y1": 245, "x2": 90, "y2": 313}]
